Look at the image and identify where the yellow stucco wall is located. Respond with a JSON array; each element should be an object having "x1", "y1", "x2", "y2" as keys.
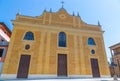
[{"x1": 2, "y1": 9, "x2": 110, "y2": 77}]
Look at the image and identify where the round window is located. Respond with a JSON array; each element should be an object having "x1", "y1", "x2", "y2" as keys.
[
  {"x1": 25, "y1": 44, "x2": 30, "y2": 50},
  {"x1": 91, "y1": 50, "x2": 95, "y2": 54}
]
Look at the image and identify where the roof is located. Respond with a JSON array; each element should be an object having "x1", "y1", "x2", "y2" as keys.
[
  {"x1": 0, "y1": 22, "x2": 11, "y2": 34},
  {"x1": 109, "y1": 42, "x2": 120, "y2": 49}
]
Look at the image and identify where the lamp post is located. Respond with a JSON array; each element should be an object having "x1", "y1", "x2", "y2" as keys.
[
  {"x1": 111, "y1": 62, "x2": 118, "y2": 80},
  {"x1": 117, "y1": 59, "x2": 120, "y2": 77},
  {"x1": 111, "y1": 61, "x2": 117, "y2": 75},
  {"x1": 110, "y1": 49, "x2": 118, "y2": 79}
]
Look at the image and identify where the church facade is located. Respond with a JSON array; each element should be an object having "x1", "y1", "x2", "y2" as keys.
[{"x1": 2, "y1": 8, "x2": 110, "y2": 79}]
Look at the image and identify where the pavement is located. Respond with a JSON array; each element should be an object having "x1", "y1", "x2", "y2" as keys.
[{"x1": 0, "y1": 78, "x2": 120, "y2": 81}]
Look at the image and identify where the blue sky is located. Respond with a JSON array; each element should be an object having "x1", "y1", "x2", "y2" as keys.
[{"x1": 0, "y1": 0, "x2": 120, "y2": 62}]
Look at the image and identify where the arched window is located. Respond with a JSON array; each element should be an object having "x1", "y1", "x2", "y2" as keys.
[
  {"x1": 59, "y1": 32, "x2": 66, "y2": 47},
  {"x1": 88, "y1": 38, "x2": 96, "y2": 45},
  {"x1": 23, "y1": 31, "x2": 34, "y2": 40}
]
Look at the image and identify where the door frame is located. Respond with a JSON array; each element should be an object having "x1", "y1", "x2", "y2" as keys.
[
  {"x1": 17, "y1": 55, "x2": 31, "y2": 78},
  {"x1": 90, "y1": 58, "x2": 100, "y2": 77},
  {"x1": 57, "y1": 54, "x2": 68, "y2": 77}
]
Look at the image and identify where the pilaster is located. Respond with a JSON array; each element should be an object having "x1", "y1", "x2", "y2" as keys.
[
  {"x1": 44, "y1": 32, "x2": 51, "y2": 74},
  {"x1": 74, "y1": 35, "x2": 80, "y2": 74}
]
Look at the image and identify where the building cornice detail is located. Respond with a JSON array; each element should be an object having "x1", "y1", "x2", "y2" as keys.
[{"x1": 12, "y1": 21, "x2": 103, "y2": 35}]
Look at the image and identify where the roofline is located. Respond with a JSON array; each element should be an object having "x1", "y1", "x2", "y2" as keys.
[
  {"x1": 109, "y1": 42, "x2": 120, "y2": 48},
  {"x1": 0, "y1": 22, "x2": 12, "y2": 34},
  {"x1": 16, "y1": 10, "x2": 101, "y2": 29}
]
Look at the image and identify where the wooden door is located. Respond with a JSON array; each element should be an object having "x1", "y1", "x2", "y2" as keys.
[
  {"x1": 17, "y1": 55, "x2": 31, "y2": 78},
  {"x1": 91, "y1": 58, "x2": 100, "y2": 77},
  {"x1": 57, "y1": 54, "x2": 67, "y2": 76}
]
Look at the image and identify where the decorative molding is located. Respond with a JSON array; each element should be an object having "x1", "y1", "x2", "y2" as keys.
[
  {"x1": 15, "y1": 9, "x2": 101, "y2": 31},
  {"x1": 12, "y1": 21, "x2": 103, "y2": 35},
  {"x1": 1, "y1": 74, "x2": 110, "y2": 79}
]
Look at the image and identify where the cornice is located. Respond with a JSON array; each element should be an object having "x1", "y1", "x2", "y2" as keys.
[{"x1": 12, "y1": 20, "x2": 103, "y2": 35}]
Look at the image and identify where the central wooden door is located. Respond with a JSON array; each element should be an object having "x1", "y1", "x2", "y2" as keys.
[
  {"x1": 17, "y1": 55, "x2": 31, "y2": 78},
  {"x1": 57, "y1": 54, "x2": 67, "y2": 76},
  {"x1": 91, "y1": 58, "x2": 100, "y2": 77}
]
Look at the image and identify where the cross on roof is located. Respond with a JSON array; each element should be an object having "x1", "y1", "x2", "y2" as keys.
[{"x1": 61, "y1": 1, "x2": 64, "y2": 8}]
